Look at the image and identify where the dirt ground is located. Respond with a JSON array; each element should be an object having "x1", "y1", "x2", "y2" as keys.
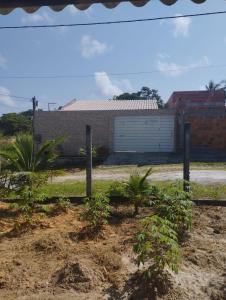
[
  {"x1": 0, "y1": 204, "x2": 225, "y2": 300},
  {"x1": 52, "y1": 169, "x2": 226, "y2": 185}
]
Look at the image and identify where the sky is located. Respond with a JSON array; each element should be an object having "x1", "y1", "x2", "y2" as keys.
[{"x1": 0, "y1": 0, "x2": 226, "y2": 114}]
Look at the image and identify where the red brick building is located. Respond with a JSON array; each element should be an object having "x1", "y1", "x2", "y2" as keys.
[{"x1": 166, "y1": 90, "x2": 226, "y2": 152}]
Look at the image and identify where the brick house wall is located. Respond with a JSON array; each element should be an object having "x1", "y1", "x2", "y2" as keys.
[
  {"x1": 167, "y1": 90, "x2": 226, "y2": 151},
  {"x1": 184, "y1": 109, "x2": 226, "y2": 151},
  {"x1": 34, "y1": 109, "x2": 175, "y2": 156}
]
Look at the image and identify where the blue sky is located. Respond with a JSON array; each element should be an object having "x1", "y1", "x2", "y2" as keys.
[{"x1": 0, "y1": 0, "x2": 226, "y2": 114}]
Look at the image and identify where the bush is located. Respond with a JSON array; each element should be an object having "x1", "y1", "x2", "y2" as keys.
[
  {"x1": 9, "y1": 172, "x2": 48, "y2": 220},
  {"x1": 82, "y1": 193, "x2": 110, "y2": 227},
  {"x1": 126, "y1": 168, "x2": 152, "y2": 215},
  {"x1": 134, "y1": 215, "x2": 180, "y2": 276},
  {"x1": 153, "y1": 190, "x2": 194, "y2": 238},
  {"x1": 107, "y1": 181, "x2": 127, "y2": 198},
  {"x1": 56, "y1": 197, "x2": 71, "y2": 212}
]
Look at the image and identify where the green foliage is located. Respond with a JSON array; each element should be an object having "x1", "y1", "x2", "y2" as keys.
[
  {"x1": 134, "y1": 215, "x2": 180, "y2": 275},
  {"x1": 126, "y1": 168, "x2": 152, "y2": 215},
  {"x1": 82, "y1": 193, "x2": 110, "y2": 227},
  {"x1": 0, "y1": 134, "x2": 64, "y2": 171},
  {"x1": 153, "y1": 189, "x2": 194, "y2": 238},
  {"x1": 79, "y1": 146, "x2": 97, "y2": 158},
  {"x1": 9, "y1": 172, "x2": 48, "y2": 220},
  {"x1": 0, "y1": 112, "x2": 32, "y2": 136},
  {"x1": 56, "y1": 197, "x2": 71, "y2": 212},
  {"x1": 113, "y1": 86, "x2": 164, "y2": 108},
  {"x1": 107, "y1": 181, "x2": 127, "y2": 198}
]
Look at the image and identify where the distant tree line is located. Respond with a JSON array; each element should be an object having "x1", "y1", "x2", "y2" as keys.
[
  {"x1": 0, "y1": 110, "x2": 33, "y2": 136},
  {"x1": 113, "y1": 86, "x2": 164, "y2": 108}
]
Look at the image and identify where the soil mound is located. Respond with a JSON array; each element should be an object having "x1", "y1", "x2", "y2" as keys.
[{"x1": 51, "y1": 260, "x2": 99, "y2": 292}]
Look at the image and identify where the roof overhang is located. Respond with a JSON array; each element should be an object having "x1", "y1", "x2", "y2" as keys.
[{"x1": 0, "y1": 0, "x2": 208, "y2": 15}]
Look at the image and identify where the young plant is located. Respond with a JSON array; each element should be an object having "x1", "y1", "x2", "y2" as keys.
[
  {"x1": 126, "y1": 168, "x2": 152, "y2": 215},
  {"x1": 107, "y1": 181, "x2": 127, "y2": 198},
  {"x1": 9, "y1": 172, "x2": 48, "y2": 221},
  {"x1": 55, "y1": 197, "x2": 71, "y2": 212},
  {"x1": 153, "y1": 190, "x2": 194, "y2": 239},
  {"x1": 134, "y1": 215, "x2": 180, "y2": 276},
  {"x1": 82, "y1": 193, "x2": 110, "y2": 228},
  {"x1": 0, "y1": 134, "x2": 64, "y2": 172}
]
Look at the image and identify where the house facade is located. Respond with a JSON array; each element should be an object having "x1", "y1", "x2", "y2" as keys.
[
  {"x1": 34, "y1": 90, "x2": 226, "y2": 157},
  {"x1": 34, "y1": 100, "x2": 176, "y2": 156}
]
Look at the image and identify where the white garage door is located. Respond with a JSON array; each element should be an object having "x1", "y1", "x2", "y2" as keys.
[{"x1": 114, "y1": 116, "x2": 175, "y2": 152}]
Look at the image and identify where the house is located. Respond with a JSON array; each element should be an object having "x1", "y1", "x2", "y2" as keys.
[
  {"x1": 166, "y1": 90, "x2": 226, "y2": 152},
  {"x1": 34, "y1": 99, "x2": 176, "y2": 156},
  {"x1": 34, "y1": 90, "x2": 226, "y2": 158}
]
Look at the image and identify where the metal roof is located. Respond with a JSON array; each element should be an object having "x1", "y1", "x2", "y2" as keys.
[
  {"x1": 60, "y1": 99, "x2": 158, "y2": 111},
  {"x1": 0, "y1": 0, "x2": 207, "y2": 15}
]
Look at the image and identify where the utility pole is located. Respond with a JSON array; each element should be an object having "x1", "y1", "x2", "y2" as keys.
[
  {"x1": 32, "y1": 96, "x2": 38, "y2": 162},
  {"x1": 86, "y1": 125, "x2": 92, "y2": 198},
  {"x1": 183, "y1": 123, "x2": 191, "y2": 192}
]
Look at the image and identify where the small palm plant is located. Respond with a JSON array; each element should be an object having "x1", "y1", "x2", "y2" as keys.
[
  {"x1": 0, "y1": 134, "x2": 64, "y2": 172},
  {"x1": 126, "y1": 168, "x2": 152, "y2": 215}
]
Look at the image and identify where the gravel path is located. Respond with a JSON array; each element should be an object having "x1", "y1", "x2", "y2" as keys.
[{"x1": 52, "y1": 170, "x2": 226, "y2": 184}]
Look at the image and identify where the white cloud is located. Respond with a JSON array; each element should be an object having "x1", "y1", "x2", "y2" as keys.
[
  {"x1": 0, "y1": 87, "x2": 15, "y2": 107},
  {"x1": 157, "y1": 56, "x2": 210, "y2": 77},
  {"x1": 95, "y1": 72, "x2": 123, "y2": 97},
  {"x1": 21, "y1": 12, "x2": 54, "y2": 24},
  {"x1": 0, "y1": 53, "x2": 7, "y2": 68},
  {"x1": 81, "y1": 35, "x2": 108, "y2": 59},
  {"x1": 172, "y1": 15, "x2": 191, "y2": 37}
]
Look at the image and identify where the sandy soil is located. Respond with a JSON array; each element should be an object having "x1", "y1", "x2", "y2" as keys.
[
  {"x1": 52, "y1": 170, "x2": 226, "y2": 185},
  {"x1": 0, "y1": 204, "x2": 225, "y2": 300}
]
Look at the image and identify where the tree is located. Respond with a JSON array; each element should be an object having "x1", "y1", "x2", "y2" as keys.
[
  {"x1": 0, "y1": 112, "x2": 31, "y2": 136},
  {"x1": 205, "y1": 80, "x2": 222, "y2": 91},
  {"x1": 126, "y1": 168, "x2": 152, "y2": 215},
  {"x1": 0, "y1": 134, "x2": 64, "y2": 171},
  {"x1": 113, "y1": 86, "x2": 164, "y2": 108}
]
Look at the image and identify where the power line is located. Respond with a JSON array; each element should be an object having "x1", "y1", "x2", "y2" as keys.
[
  {"x1": 0, "y1": 92, "x2": 31, "y2": 101},
  {"x1": 0, "y1": 10, "x2": 226, "y2": 30},
  {"x1": 1, "y1": 63, "x2": 226, "y2": 80}
]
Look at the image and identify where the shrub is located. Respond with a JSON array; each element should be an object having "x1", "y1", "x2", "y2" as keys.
[
  {"x1": 9, "y1": 172, "x2": 48, "y2": 221},
  {"x1": 134, "y1": 215, "x2": 180, "y2": 276},
  {"x1": 107, "y1": 181, "x2": 127, "y2": 198},
  {"x1": 126, "y1": 168, "x2": 152, "y2": 215},
  {"x1": 82, "y1": 193, "x2": 110, "y2": 227},
  {"x1": 153, "y1": 190, "x2": 194, "y2": 238},
  {"x1": 56, "y1": 197, "x2": 71, "y2": 212}
]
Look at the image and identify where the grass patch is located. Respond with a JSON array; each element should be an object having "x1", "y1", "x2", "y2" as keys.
[
  {"x1": 40, "y1": 180, "x2": 113, "y2": 197},
  {"x1": 40, "y1": 179, "x2": 226, "y2": 200}
]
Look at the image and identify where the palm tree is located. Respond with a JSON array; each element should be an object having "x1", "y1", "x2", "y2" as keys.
[
  {"x1": 126, "y1": 168, "x2": 152, "y2": 215},
  {"x1": 0, "y1": 134, "x2": 64, "y2": 171},
  {"x1": 205, "y1": 80, "x2": 222, "y2": 91}
]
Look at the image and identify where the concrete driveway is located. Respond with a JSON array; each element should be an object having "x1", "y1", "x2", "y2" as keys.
[{"x1": 52, "y1": 170, "x2": 226, "y2": 185}]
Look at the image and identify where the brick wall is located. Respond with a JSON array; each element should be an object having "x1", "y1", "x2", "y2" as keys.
[
  {"x1": 167, "y1": 90, "x2": 225, "y2": 111},
  {"x1": 184, "y1": 109, "x2": 226, "y2": 151},
  {"x1": 167, "y1": 90, "x2": 226, "y2": 152},
  {"x1": 34, "y1": 109, "x2": 175, "y2": 156}
]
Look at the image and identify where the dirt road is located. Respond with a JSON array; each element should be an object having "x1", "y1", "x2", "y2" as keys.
[{"x1": 52, "y1": 170, "x2": 226, "y2": 184}]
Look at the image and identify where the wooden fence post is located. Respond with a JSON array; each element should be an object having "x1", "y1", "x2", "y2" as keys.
[
  {"x1": 183, "y1": 123, "x2": 191, "y2": 192},
  {"x1": 86, "y1": 125, "x2": 92, "y2": 198}
]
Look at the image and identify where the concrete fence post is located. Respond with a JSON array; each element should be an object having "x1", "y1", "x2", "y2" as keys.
[
  {"x1": 86, "y1": 125, "x2": 92, "y2": 198},
  {"x1": 183, "y1": 123, "x2": 191, "y2": 192}
]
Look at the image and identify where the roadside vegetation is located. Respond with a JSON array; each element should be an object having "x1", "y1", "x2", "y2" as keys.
[{"x1": 0, "y1": 130, "x2": 224, "y2": 298}]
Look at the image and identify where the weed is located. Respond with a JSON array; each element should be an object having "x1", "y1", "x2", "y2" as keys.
[
  {"x1": 82, "y1": 193, "x2": 110, "y2": 228},
  {"x1": 107, "y1": 181, "x2": 127, "y2": 198}
]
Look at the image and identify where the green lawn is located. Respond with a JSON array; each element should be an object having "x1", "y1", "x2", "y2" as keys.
[{"x1": 40, "y1": 179, "x2": 226, "y2": 200}]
